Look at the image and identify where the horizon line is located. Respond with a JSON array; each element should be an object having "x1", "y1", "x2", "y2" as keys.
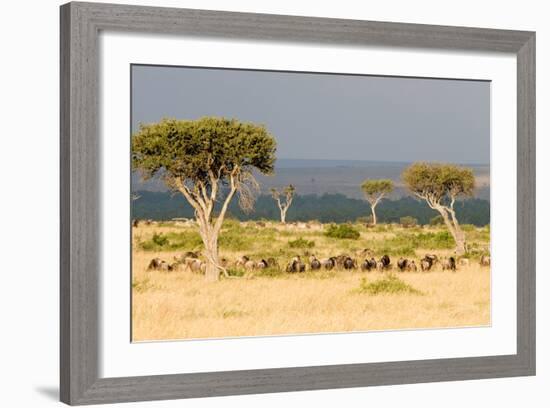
[{"x1": 275, "y1": 157, "x2": 490, "y2": 166}]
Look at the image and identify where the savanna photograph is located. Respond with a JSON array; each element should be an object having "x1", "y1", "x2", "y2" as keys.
[{"x1": 130, "y1": 65, "x2": 491, "y2": 342}]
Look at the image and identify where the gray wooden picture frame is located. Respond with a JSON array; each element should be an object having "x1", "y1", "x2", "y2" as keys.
[{"x1": 60, "y1": 1, "x2": 536, "y2": 405}]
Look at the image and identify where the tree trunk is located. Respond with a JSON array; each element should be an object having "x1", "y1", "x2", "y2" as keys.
[
  {"x1": 204, "y1": 259, "x2": 220, "y2": 281},
  {"x1": 436, "y1": 207, "x2": 466, "y2": 255},
  {"x1": 199, "y1": 227, "x2": 221, "y2": 282},
  {"x1": 453, "y1": 230, "x2": 467, "y2": 255},
  {"x1": 281, "y1": 208, "x2": 287, "y2": 224},
  {"x1": 371, "y1": 204, "x2": 377, "y2": 225},
  {"x1": 448, "y1": 208, "x2": 467, "y2": 255}
]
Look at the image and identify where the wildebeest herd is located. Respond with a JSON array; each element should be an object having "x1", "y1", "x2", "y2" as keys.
[{"x1": 147, "y1": 250, "x2": 490, "y2": 274}]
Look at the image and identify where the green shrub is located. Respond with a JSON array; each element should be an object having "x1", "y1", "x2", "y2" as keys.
[
  {"x1": 152, "y1": 232, "x2": 169, "y2": 246},
  {"x1": 415, "y1": 231, "x2": 455, "y2": 248},
  {"x1": 387, "y1": 230, "x2": 453, "y2": 250},
  {"x1": 139, "y1": 241, "x2": 157, "y2": 251},
  {"x1": 360, "y1": 230, "x2": 453, "y2": 257},
  {"x1": 400, "y1": 216, "x2": 418, "y2": 228},
  {"x1": 226, "y1": 268, "x2": 246, "y2": 277},
  {"x1": 139, "y1": 231, "x2": 203, "y2": 251},
  {"x1": 429, "y1": 215, "x2": 444, "y2": 225},
  {"x1": 356, "y1": 275, "x2": 422, "y2": 295},
  {"x1": 288, "y1": 237, "x2": 315, "y2": 249},
  {"x1": 324, "y1": 224, "x2": 360, "y2": 240},
  {"x1": 253, "y1": 267, "x2": 285, "y2": 278}
]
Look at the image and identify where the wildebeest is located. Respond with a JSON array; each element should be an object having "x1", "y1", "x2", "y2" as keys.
[
  {"x1": 334, "y1": 255, "x2": 348, "y2": 269},
  {"x1": 235, "y1": 255, "x2": 250, "y2": 267},
  {"x1": 320, "y1": 257, "x2": 336, "y2": 270},
  {"x1": 377, "y1": 255, "x2": 391, "y2": 271},
  {"x1": 421, "y1": 254, "x2": 438, "y2": 271},
  {"x1": 148, "y1": 257, "x2": 174, "y2": 271},
  {"x1": 480, "y1": 255, "x2": 491, "y2": 266},
  {"x1": 159, "y1": 261, "x2": 174, "y2": 271},
  {"x1": 360, "y1": 259, "x2": 371, "y2": 271},
  {"x1": 147, "y1": 257, "x2": 162, "y2": 271},
  {"x1": 132, "y1": 219, "x2": 139, "y2": 228},
  {"x1": 256, "y1": 259, "x2": 268, "y2": 269},
  {"x1": 361, "y1": 257, "x2": 377, "y2": 271},
  {"x1": 397, "y1": 257, "x2": 409, "y2": 271},
  {"x1": 286, "y1": 256, "x2": 306, "y2": 273},
  {"x1": 408, "y1": 260, "x2": 417, "y2": 272},
  {"x1": 441, "y1": 256, "x2": 456, "y2": 271},
  {"x1": 368, "y1": 258, "x2": 377, "y2": 269},
  {"x1": 190, "y1": 259, "x2": 204, "y2": 273},
  {"x1": 174, "y1": 251, "x2": 201, "y2": 267},
  {"x1": 343, "y1": 257, "x2": 356, "y2": 270},
  {"x1": 309, "y1": 255, "x2": 321, "y2": 270}
]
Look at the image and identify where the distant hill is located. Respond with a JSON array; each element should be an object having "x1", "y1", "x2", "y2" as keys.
[
  {"x1": 132, "y1": 158, "x2": 490, "y2": 200},
  {"x1": 132, "y1": 191, "x2": 490, "y2": 226}
]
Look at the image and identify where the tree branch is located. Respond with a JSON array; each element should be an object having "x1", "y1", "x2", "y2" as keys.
[
  {"x1": 174, "y1": 178, "x2": 202, "y2": 213},
  {"x1": 373, "y1": 192, "x2": 385, "y2": 208},
  {"x1": 213, "y1": 167, "x2": 239, "y2": 235},
  {"x1": 286, "y1": 195, "x2": 293, "y2": 211}
]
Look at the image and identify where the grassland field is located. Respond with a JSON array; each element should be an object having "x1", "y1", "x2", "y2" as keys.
[{"x1": 132, "y1": 220, "x2": 490, "y2": 341}]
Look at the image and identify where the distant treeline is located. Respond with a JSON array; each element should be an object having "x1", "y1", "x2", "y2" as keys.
[{"x1": 133, "y1": 191, "x2": 490, "y2": 226}]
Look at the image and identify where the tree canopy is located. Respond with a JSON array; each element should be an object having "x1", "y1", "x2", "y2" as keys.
[
  {"x1": 360, "y1": 179, "x2": 394, "y2": 197},
  {"x1": 402, "y1": 162, "x2": 474, "y2": 205},
  {"x1": 132, "y1": 117, "x2": 277, "y2": 188}
]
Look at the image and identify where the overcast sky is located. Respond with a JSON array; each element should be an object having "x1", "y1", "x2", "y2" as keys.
[{"x1": 131, "y1": 65, "x2": 490, "y2": 165}]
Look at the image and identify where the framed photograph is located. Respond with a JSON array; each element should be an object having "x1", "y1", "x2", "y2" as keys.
[{"x1": 60, "y1": 2, "x2": 535, "y2": 405}]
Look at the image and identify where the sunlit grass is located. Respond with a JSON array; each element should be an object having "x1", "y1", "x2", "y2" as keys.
[{"x1": 131, "y1": 221, "x2": 490, "y2": 341}]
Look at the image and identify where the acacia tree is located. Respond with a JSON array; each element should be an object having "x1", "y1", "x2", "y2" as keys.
[
  {"x1": 270, "y1": 184, "x2": 295, "y2": 223},
  {"x1": 360, "y1": 179, "x2": 394, "y2": 225},
  {"x1": 132, "y1": 117, "x2": 276, "y2": 281},
  {"x1": 402, "y1": 162, "x2": 475, "y2": 255}
]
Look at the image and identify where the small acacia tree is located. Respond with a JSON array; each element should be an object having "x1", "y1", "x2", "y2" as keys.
[
  {"x1": 132, "y1": 117, "x2": 276, "y2": 281},
  {"x1": 360, "y1": 179, "x2": 394, "y2": 225},
  {"x1": 402, "y1": 162, "x2": 475, "y2": 255},
  {"x1": 270, "y1": 184, "x2": 295, "y2": 224}
]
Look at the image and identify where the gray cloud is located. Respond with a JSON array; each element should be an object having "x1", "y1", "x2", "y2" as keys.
[{"x1": 131, "y1": 65, "x2": 490, "y2": 165}]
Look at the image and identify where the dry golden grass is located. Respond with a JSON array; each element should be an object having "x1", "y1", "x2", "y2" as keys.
[{"x1": 132, "y1": 222, "x2": 490, "y2": 341}]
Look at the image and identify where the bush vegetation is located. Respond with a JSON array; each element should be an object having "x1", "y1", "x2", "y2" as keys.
[
  {"x1": 429, "y1": 215, "x2": 444, "y2": 225},
  {"x1": 324, "y1": 224, "x2": 361, "y2": 240},
  {"x1": 356, "y1": 275, "x2": 422, "y2": 295},
  {"x1": 139, "y1": 231, "x2": 203, "y2": 251},
  {"x1": 400, "y1": 216, "x2": 418, "y2": 228},
  {"x1": 288, "y1": 237, "x2": 315, "y2": 249}
]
